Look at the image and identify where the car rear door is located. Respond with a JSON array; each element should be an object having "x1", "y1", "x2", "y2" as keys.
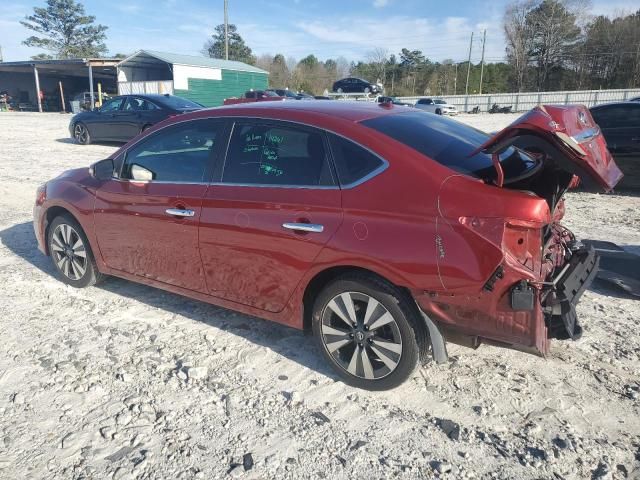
[
  {"x1": 198, "y1": 119, "x2": 343, "y2": 313},
  {"x1": 93, "y1": 118, "x2": 227, "y2": 292}
]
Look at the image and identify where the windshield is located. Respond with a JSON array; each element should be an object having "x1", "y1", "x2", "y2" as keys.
[
  {"x1": 156, "y1": 95, "x2": 203, "y2": 110},
  {"x1": 361, "y1": 110, "x2": 540, "y2": 183}
]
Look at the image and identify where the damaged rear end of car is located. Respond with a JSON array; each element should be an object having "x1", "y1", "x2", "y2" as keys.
[{"x1": 362, "y1": 105, "x2": 622, "y2": 358}]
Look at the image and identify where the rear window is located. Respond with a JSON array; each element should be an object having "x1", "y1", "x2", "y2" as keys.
[
  {"x1": 361, "y1": 111, "x2": 538, "y2": 182},
  {"x1": 155, "y1": 95, "x2": 203, "y2": 111}
]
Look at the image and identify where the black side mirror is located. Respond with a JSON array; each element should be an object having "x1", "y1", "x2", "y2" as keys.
[{"x1": 90, "y1": 158, "x2": 114, "y2": 181}]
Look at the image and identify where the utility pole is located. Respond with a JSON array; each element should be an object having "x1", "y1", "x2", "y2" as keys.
[
  {"x1": 224, "y1": 0, "x2": 229, "y2": 61},
  {"x1": 454, "y1": 63, "x2": 458, "y2": 95},
  {"x1": 479, "y1": 29, "x2": 487, "y2": 94},
  {"x1": 465, "y1": 32, "x2": 473, "y2": 95}
]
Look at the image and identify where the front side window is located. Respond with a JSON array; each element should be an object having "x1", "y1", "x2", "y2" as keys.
[
  {"x1": 328, "y1": 134, "x2": 384, "y2": 186},
  {"x1": 222, "y1": 123, "x2": 334, "y2": 186},
  {"x1": 125, "y1": 97, "x2": 158, "y2": 111},
  {"x1": 121, "y1": 119, "x2": 222, "y2": 182},
  {"x1": 101, "y1": 98, "x2": 124, "y2": 112},
  {"x1": 592, "y1": 105, "x2": 640, "y2": 129}
]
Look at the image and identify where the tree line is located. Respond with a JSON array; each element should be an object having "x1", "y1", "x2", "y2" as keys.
[{"x1": 20, "y1": 0, "x2": 640, "y2": 96}]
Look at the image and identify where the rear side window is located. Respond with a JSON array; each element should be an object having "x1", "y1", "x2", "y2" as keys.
[
  {"x1": 328, "y1": 134, "x2": 384, "y2": 186},
  {"x1": 121, "y1": 119, "x2": 222, "y2": 182},
  {"x1": 222, "y1": 123, "x2": 334, "y2": 186}
]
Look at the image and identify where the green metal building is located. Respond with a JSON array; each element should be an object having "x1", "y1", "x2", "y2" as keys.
[{"x1": 117, "y1": 50, "x2": 268, "y2": 107}]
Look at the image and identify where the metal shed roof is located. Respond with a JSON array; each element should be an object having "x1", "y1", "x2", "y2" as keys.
[
  {"x1": 118, "y1": 50, "x2": 268, "y2": 75},
  {"x1": 0, "y1": 58, "x2": 119, "y2": 77}
]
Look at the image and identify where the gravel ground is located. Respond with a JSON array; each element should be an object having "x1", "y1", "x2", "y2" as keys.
[{"x1": 0, "y1": 112, "x2": 639, "y2": 480}]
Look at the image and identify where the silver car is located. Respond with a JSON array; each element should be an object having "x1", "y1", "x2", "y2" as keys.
[{"x1": 414, "y1": 98, "x2": 458, "y2": 115}]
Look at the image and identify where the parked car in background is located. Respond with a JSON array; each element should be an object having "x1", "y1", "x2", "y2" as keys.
[
  {"x1": 629, "y1": 96, "x2": 640, "y2": 102},
  {"x1": 414, "y1": 98, "x2": 458, "y2": 115},
  {"x1": 377, "y1": 96, "x2": 413, "y2": 107},
  {"x1": 590, "y1": 101, "x2": 640, "y2": 188},
  {"x1": 223, "y1": 90, "x2": 285, "y2": 106},
  {"x1": 71, "y1": 91, "x2": 112, "y2": 111},
  {"x1": 266, "y1": 88, "x2": 300, "y2": 99},
  {"x1": 70, "y1": 94, "x2": 203, "y2": 144},
  {"x1": 266, "y1": 89, "x2": 315, "y2": 100},
  {"x1": 36, "y1": 101, "x2": 621, "y2": 390},
  {"x1": 332, "y1": 77, "x2": 382, "y2": 94}
]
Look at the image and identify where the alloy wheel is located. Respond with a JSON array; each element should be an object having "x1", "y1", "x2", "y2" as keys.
[
  {"x1": 51, "y1": 224, "x2": 87, "y2": 280},
  {"x1": 74, "y1": 124, "x2": 88, "y2": 143},
  {"x1": 320, "y1": 291, "x2": 402, "y2": 380}
]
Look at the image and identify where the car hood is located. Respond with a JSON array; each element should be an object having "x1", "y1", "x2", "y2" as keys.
[{"x1": 477, "y1": 104, "x2": 623, "y2": 192}]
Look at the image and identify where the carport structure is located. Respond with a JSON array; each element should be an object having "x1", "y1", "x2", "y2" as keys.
[{"x1": 0, "y1": 58, "x2": 119, "y2": 112}]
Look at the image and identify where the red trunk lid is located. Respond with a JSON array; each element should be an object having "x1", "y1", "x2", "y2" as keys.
[{"x1": 478, "y1": 104, "x2": 623, "y2": 192}]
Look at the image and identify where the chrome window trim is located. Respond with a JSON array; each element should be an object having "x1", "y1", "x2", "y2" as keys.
[
  {"x1": 113, "y1": 178, "x2": 209, "y2": 185},
  {"x1": 209, "y1": 182, "x2": 339, "y2": 190},
  {"x1": 117, "y1": 114, "x2": 390, "y2": 189}
]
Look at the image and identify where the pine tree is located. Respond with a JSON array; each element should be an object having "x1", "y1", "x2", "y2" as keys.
[
  {"x1": 21, "y1": 0, "x2": 108, "y2": 58},
  {"x1": 202, "y1": 24, "x2": 256, "y2": 65}
]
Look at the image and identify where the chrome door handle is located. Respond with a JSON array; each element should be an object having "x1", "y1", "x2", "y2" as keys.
[
  {"x1": 165, "y1": 208, "x2": 195, "y2": 217},
  {"x1": 282, "y1": 222, "x2": 324, "y2": 233}
]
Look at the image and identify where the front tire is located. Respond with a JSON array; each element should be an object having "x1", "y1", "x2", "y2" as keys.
[
  {"x1": 73, "y1": 122, "x2": 91, "y2": 145},
  {"x1": 435, "y1": 108, "x2": 442, "y2": 115},
  {"x1": 312, "y1": 273, "x2": 428, "y2": 390},
  {"x1": 47, "y1": 214, "x2": 103, "y2": 288},
  {"x1": 337, "y1": 88, "x2": 343, "y2": 94}
]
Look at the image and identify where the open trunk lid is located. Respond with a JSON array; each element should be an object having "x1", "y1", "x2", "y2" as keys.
[{"x1": 478, "y1": 104, "x2": 623, "y2": 192}]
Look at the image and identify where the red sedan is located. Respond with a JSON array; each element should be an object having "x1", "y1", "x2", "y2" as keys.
[{"x1": 33, "y1": 101, "x2": 622, "y2": 390}]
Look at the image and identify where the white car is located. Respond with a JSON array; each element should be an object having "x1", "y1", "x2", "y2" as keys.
[{"x1": 414, "y1": 98, "x2": 458, "y2": 115}]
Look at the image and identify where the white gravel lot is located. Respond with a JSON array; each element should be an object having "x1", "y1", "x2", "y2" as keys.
[{"x1": 0, "y1": 111, "x2": 639, "y2": 480}]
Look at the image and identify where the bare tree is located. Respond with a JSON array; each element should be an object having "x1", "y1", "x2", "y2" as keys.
[
  {"x1": 335, "y1": 56, "x2": 351, "y2": 79},
  {"x1": 504, "y1": 0, "x2": 536, "y2": 91},
  {"x1": 527, "y1": 0, "x2": 582, "y2": 90},
  {"x1": 366, "y1": 47, "x2": 389, "y2": 85}
]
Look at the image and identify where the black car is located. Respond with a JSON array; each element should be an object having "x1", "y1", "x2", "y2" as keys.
[
  {"x1": 590, "y1": 102, "x2": 640, "y2": 189},
  {"x1": 332, "y1": 77, "x2": 382, "y2": 94},
  {"x1": 377, "y1": 96, "x2": 413, "y2": 107},
  {"x1": 69, "y1": 94, "x2": 203, "y2": 145}
]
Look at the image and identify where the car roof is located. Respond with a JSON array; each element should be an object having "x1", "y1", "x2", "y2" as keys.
[
  {"x1": 195, "y1": 100, "x2": 402, "y2": 122},
  {"x1": 590, "y1": 101, "x2": 640, "y2": 109}
]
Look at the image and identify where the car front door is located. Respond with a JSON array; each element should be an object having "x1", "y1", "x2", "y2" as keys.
[
  {"x1": 86, "y1": 97, "x2": 125, "y2": 140},
  {"x1": 198, "y1": 120, "x2": 343, "y2": 313},
  {"x1": 592, "y1": 104, "x2": 640, "y2": 187},
  {"x1": 93, "y1": 118, "x2": 227, "y2": 292}
]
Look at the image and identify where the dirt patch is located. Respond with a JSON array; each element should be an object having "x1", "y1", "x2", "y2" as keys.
[{"x1": 0, "y1": 112, "x2": 638, "y2": 479}]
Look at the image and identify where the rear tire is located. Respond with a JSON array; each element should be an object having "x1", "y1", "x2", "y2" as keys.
[
  {"x1": 337, "y1": 88, "x2": 343, "y2": 93},
  {"x1": 73, "y1": 122, "x2": 91, "y2": 145},
  {"x1": 47, "y1": 214, "x2": 103, "y2": 288},
  {"x1": 311, "y1": 273, "x2": 428, "y2": 390}
]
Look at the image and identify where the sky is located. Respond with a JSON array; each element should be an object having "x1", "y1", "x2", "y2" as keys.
[{"x1": 1, "y1": 0, "x2": 638, "y2": 63}]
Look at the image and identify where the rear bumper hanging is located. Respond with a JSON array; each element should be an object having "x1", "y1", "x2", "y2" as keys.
[{"x1": 547, "y1": 245, "x2": 599, "y2": 340}]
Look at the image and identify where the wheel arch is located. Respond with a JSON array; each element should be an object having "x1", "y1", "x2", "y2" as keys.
[{"x1": 301, "y1": 265, "x2": 415, "y2": 333}]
